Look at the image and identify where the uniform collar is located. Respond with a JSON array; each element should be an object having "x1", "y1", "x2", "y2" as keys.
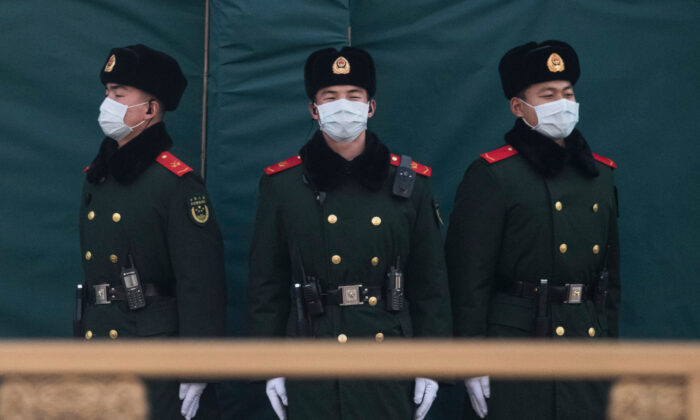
[
  {"x1": 505, "y1": 118, "x2": 599, "y2": 178},
  {"x1": 86, "y1": 122, "x2": 173, "y2": 185},
  {"x1": 299, "y1": 130, "x2": 390, "y2": 192}
]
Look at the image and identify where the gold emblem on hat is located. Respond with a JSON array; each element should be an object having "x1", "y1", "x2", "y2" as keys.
[
  {"x1": 104, "y1": 54, "x2": 116, "y2": 72},
  {"x1": 547, "y1": 53, "x2": 565, "y2": 73},
  {"x1": 332, "y1": 56, "x2": 350, "y2": 75}
]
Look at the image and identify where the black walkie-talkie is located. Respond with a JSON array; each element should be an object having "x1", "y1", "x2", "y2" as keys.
[
  {"x1": 121, "y1": 255, "x2": 146, "y2": 310},
  {"x1": 392, "y1": 155, "x2": 416, "y2": 198}
]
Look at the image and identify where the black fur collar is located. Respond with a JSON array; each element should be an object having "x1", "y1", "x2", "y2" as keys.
[
  {"x1": 86, "y1": 122, "x2": 173, "y2": 185},
  {"x1": 505, "y1": 119, "x2": 599, "y2": 178},
  {"x1": 299, "y1": 130, "x2": 390, "y2": 192}
]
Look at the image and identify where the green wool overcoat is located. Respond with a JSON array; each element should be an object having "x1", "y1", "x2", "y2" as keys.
[
  {"x1": 446, "y1": 119, "x2": 621, "y2": 420},
  {"x1": 78, "y1": 123, "x2": 226, "y2": 420},
  {"x1": 248, "y1": 131, "x2": 452, "y2": 420}
]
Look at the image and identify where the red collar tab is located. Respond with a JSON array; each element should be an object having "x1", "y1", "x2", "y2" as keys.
[
  {"x1": 389, "y1": 154, "x2": 432, "y2": 177},
  {"x1": 264, "y1": 155, "x2": 303, "y2": 175},
  {"x1": 481, "y1": 145, "x2": 519, "y2": 164},
  {"x1": 592, "y1": 153, "x2": 617, "y2": 169},
  {"x1": 82, "y1": 165, "x2": 90, "y2": 173},
  {"x1": 156, "y1": 152, "x2": 193, "y2": 177}
]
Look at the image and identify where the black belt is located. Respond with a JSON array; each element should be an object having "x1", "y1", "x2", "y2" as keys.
[
  {"x1": 88, "y1": 283, "x2": 167, "y2": 304},
  {"x1": 508, "y1": 281, "x2": 591, "y2": 304},
  {"x1": 322, "y1": 285, "x2": 383, "y2": 306}
]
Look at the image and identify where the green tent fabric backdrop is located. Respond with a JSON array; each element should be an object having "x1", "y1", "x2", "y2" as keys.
[{"x1": 1, "y1": 0, "x2": 698, "y2": 418}]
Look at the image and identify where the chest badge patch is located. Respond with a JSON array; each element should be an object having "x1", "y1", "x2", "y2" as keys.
[{"x1": 188, "y1": 195, "x2": 210, "y2": 226}]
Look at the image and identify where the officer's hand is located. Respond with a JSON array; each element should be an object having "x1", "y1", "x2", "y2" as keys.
[
  {"x1": 465, "y1": 376, "x2": 490, "y2": 418},
  {"x1": 266, "y1": 377, "x2": 288, "y2": 420},
  {"x1": 179, "y1": 382, "x2": 207, "y2": 420},
  {"x1": 414, "y1": 377, "x2": 439, "y2": 420}
]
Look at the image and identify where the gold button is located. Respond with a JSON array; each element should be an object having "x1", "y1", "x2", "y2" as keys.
[
  {"x1": 559, "y1": 244, "x2": 568, "y2": 254},
  {"x1": 391, "y1": 156, "x2": 398, "y2": 162},
  {"x1": 588, "y1": 327, "x2": 596, "y2": 337},
  {"x1": 556, "y1": 326, "x2": 565, "y2": 336},
  {"x1": 371, "y1": 216, "x2": 382, "y2": 226},
  {"x1": 109, "y1": 330, "x2": 118, "y2": 340},
  {"x1": 555, "y1": 201, "x2": 563, "y2": 211},
  {"x1": 112, "y1": 213, "x2": 121, "y2": 222},
  {"x1": 331, "y1": 255, "x2": 341, "y2": 264},
  {"x1": 592, "y1": 203, "x2": 599, "y2": 213},
  {"x1": 84, "y1": 330, "x2": 93, "y2": 340},
  {"x1": 87, "y1": 211, "x2": 95, "y2": 220},
  {"x1": 368, "y1": 296, "x2": 378, "y2": 306},
  {"x1": 375, "y1": 332, "x2": 384, "y2": 342},
  {"x1": 593, "y1": 244, "x2": 600, "y2": 254},
  {"x1": 110, "y1": 254, "x2": 118, "y2": 264},
  {"x1": 371, "y1": 257, "x2": 379, "y2": 266},
  {"x1": 337, "y1": 334, "x2": 348, "y2": 344},
  {"x1": 327, "y1": 214, "x2": 338, "y2": 224},
  {"x1": 507, "y1": 147, "x2": 513, "y2": 151},
  {"x1": 85, "y1": 251, "x2": 92, "y2": 261}
]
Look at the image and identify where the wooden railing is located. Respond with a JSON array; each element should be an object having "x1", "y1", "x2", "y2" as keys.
[{"x1": 0, "y1": 339, "x2": 698, "y2": 417}]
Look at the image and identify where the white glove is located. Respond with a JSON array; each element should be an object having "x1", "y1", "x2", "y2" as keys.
[
  {"x1": 266, "y1": 377, "x2": 288, "y2": 420},
  {"x1": 179, "y1": 382, "x2": 207, "y2": 420},
  {"x1": 465, "y1": 376, "x2": 490, "y2": 418},
  {"x1": 414, "y1": 377, "x2": 439, "y2": 420}
]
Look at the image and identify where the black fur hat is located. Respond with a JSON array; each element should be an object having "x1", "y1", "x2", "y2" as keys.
[
  {"x1": 100, "y1": 44, "x2": 187, "y2": 111},
  {"x1": 499, "y1": 40, "x2": 580, "y2": 99},
  {"x1": 304, "y1": 46, "x2": 376, "y2": 99}
]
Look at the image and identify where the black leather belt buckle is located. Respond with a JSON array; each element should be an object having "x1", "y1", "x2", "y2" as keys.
[{"x1": 564, "y1": 284, "x2": 584, "y2": 304}]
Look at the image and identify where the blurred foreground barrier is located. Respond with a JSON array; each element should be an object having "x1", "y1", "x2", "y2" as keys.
[
  {"x1": 0, "y1": 340, "x2": 697, "y2": 418},
  {"x1": 608, "y1": 377, "x2": 685, "y2": 420},
  {"x1": 0, "y1": 374, "x2": 146, "y2": 420}
]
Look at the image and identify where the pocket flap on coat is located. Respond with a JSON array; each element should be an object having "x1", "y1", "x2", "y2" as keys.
[
  {"x1": 135, "y1": 298, "x2": 179, "y2": 336},
  {"x1": 487, "y1": 293, "x2": 536, "y2": 332}
]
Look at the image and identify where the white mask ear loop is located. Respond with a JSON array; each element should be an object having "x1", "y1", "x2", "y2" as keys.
[
  {"x1": 518, "y1": 98, "x2": 537, "y2": 129},
  {"x1": 128, "y1": 100, "x2": 153, "y2": 130},
  {"x1": 128, "y1": 120, "x2": 147, "y2": 130},
  {"x1": 127, "y1": 101, "x2": 148, "y2": 109}
]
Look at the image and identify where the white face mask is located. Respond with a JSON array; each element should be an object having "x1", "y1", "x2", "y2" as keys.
[
  {"x1": 315, "y1": 99, "x2": 370, "y2": 143},
  {"x1": 98, "y1": 97, "x2": 148, "y2": 141},
  {"x1": 521, "y1": 98, "x2": 579, "y2": 139}
]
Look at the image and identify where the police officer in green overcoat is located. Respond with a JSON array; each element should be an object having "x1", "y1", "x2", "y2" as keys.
[
  {"x1": 445, "y1": 41, "x2": 621, "y2": 420},
  {"x1": 247, "y1": 47, "x2": 452, "y2": 420},
  {"x1": 78, "y1": 44, "x2": 226, "y2": 420}
]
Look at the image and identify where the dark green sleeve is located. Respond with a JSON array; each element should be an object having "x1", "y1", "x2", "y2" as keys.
[
  {"x1": 445, "y1": 160, "x2": 507, "y2": 337},
  {"x1": 405, "y1": 177, "x2": 453, "y2": 338},
  {"x1": 606, "y1": 184, "x2": 621, "y2": 337},
  {"x1": 246, "y1": 174, "x2": 291, "y2": 337},
  {"x1": 167, "y1": 174, "x2": 226, "y2": 337}
]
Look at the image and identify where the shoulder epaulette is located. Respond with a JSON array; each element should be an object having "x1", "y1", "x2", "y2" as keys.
[
  {"x1": 389, "y1": 154, "x2": 432, "y2": 177},
  {"x1": 481, "y1": 145, "x2": 519, "y2": 164},
  {"x1": 264, "y1": 155, "x2": 302, "y2": 175},
  {"x1": 156, "y1": 152, "x2": 193, "y2": 177},
  {"x1": 592, "y1": 153, "x2": 617, "y2": 169}
]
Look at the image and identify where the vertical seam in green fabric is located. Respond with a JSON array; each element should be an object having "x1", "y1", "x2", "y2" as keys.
[{"x1": 200, "y1": 0, "x2": 210, "y2": 180}]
